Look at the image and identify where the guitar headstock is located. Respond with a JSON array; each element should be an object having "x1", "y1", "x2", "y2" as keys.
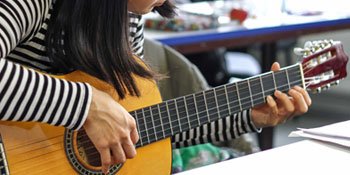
[{"x1": 294, "y1": 40, "x2": 348, "y2": 93}]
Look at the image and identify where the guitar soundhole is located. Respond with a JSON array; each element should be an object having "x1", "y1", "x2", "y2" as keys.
[
  {"x1": 76, "y1": 129, "x2": 101, "y2": 167},
  {"x1": 64, "y1": 129, "x2": 122, "y2": 174}
]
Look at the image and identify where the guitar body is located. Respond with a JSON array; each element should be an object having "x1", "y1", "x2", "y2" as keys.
[{"x1": 0, "y1": 70, "x2": 172, "y2": 175}]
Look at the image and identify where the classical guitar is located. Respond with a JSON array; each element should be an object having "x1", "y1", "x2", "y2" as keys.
[{"x1": 0, "y1": 40, "x2": 348, "y2": 175}]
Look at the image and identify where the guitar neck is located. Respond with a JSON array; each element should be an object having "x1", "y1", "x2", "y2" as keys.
[{"x1": 132, "y1": 63, "x2": 304, "y2": 147}]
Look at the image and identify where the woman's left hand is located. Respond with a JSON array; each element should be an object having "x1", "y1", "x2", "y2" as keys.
[{"x1": 251, "y1": 62, "x2": 312, "y2": 128}]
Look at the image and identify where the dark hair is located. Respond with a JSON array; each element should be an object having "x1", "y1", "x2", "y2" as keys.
[
  {"x1": 154, "y1": 1, "x2": 177, "y2": 18},
  {"x1": 47, "y1": 0, "x2": 176, "y2": 99}
]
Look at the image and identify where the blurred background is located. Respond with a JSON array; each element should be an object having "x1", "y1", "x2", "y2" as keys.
[{"x1": 145, "y1": 0, "x2": 350, "y2": 148}]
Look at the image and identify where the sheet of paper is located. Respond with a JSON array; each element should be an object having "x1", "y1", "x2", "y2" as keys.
[{"x1": 289, "y1": 120, "x2": 350, "y2": 147}]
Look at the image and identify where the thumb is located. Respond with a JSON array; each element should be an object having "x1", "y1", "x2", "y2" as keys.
[{"x1": 271, "y1": 62, "x2": 280, "y2": 72}]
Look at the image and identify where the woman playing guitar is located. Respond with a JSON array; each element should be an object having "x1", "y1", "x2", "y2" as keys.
[{"x1": 0, "y1": 0, "x2": 311, "y2": 174}]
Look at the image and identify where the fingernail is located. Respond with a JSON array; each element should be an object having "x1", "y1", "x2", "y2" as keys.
[
  {"x1": 275, "y1": 90, "x2": 282, "y2": 95},
  {"x1": 267, "y1": 95, "x2": 272, "y2": 102},
  {"x1": 294, "y1": 86, "x2": 303, "y2": 90}
]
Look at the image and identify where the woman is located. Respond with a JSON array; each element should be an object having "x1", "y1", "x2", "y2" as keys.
[{"x1": 0, "y1": 0, "x2": 311, "y2": 174}]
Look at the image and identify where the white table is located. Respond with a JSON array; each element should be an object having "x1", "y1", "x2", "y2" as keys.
[{"x1": 176, "y1": 139, "x2": 350, "y2": 175}]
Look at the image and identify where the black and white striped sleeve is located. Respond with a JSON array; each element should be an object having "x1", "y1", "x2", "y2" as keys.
[
  {"x1": 0, "y1": 58, "x2": 92, "y2": 130},
  {"x1": 0, "y1": 0, "x2": 92, "y2": 130},
  {"x1": 171, "y1": 109, "x2": 261, "y2": 148},
  {"x1": 0, "y1": 0, "x2": 50, "y2": 58},
  {"x1": 129, "y1": 13, "x2": 145, "y2": 58}
]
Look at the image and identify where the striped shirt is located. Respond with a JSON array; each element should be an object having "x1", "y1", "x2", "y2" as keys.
[
  {"x1": 0, "y1": 0, "x2": 144, "y2": 130},
  {"x1": 0, "y1": 0, "x2": 259, "y2": 147}
]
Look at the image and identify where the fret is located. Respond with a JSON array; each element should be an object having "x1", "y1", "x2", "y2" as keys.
[
  {"x1": 149, "y1": 106, "x2": 157, "y2": 141},
  {"x1": 183, "y1": 96, "x2": 191, "y2": 130},
  {"x1": 175, "y1": 97, "x2": 190, "y2": 131},
  {"x1": 205, "y1": 89, "x2": 220, "y2": 122},
  {"x1": 165, "y1": 101, "x2": 174, "y2": 135},
  {"x1": 159, "y1": 102, "x2": 172, "y2": 137},
  {"x1": 224, "y1": 85, "x2": 232, "y2": 115},
  {"x1": 174, "y1": 99, "x2": 182, "y2": 132},
  {"x1": 237, "y1": 81, "x2": 251, "y2": 110},
  {"x1": 274, "y1": 71, "x2": 289, "y2": 92},
  {"x1": 157, "y1": 104, "x2": 166, "y2": 139},
  {"x1": 203, "y1": 91, "x2": 211, "y2": 122},
  {"x1": 249, "y1": 77, "x2": 265, "y2": 106},
  {"x1": 185, "y1": 94, "x2": 200, "y2": 128},
  {"x1": 261, "y1": 73, "x2": 275, "y2": 96},
  {"x1": 272, "y1": 71, "x2": 277, "y2": 91},
  {"x1": 247, "y1": 79, "x2": 254, "y2": 107},
  {"x1": 192, "y1": 94, "x2": 201, "y2": 126},
  {"x1": 133, "y1": 111, "x2": 143, "y2": 146},
  {"x1": 213, "y1": 88, "x2": 221, "y2": 119},
  {"x1": 259, "y1": 75, "x2": 266, "y2": 103},
  {"x1": 143, "y1": 108, "x2": 155, "y2": 143},
  {"x1": 226, "y1": 84, "x2": 241, "y2": 114},
  {"x1": 216, "y1": 86, "x2": 230, "y2": 118},
  {"x1": 167, "y1": 100, "x2": 181, "y2": 134},
  {"x1": 183, "y1": 94, "x2": 199, "y2": 129},
  {"x1": 150, "y1": 105, "x2": 162, "y2": 141},
  {"x1": 285, "y1": 69, "x2": 291, "y2": 90},
  {"x1": 132, "y1": 65, "x2": 305, "y2": 148},
  {"x1": 195, "y1": 92, "x2": 209, "y2": 126},
  {"x1": 287, "y1": 65, "x2": 303, "y2": 87},
  {"x1": 136, "y1": 109, "x2": 148, "y2": 145},
  {"x1": 235, "y1": 83, "x2": 243, "y2": 111}
]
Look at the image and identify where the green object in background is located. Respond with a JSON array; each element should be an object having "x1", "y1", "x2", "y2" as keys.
[{"x1": 172, "y1": 143, "x2": 241, "y2": 173}]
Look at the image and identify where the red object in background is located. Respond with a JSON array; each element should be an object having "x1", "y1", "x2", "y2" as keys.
[{"x1": 230, "y1": 8, "x2": 248, "y2": 24}]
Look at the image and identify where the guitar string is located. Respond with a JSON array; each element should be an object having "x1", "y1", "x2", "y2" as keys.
[
  {"x1": 76, "y1": 65, "x2": 312, "y2": 151},
  {"x1": 76, "y1": 78, "x2": 304, "y2": 150},
  {"x1": 131, "y1": 77, "x2": 305, "y2": 135},
  {"x1": 0, "y1": 67, "x2": 302, "y2": 164},
  {"x1": 302, "y1": 51, "x2": 334, "y2": 76},
  {"x1": 74, "y1": 62, "x2": 325, "y2": 159},
  {"x1": 76, "y1": 72, "x2": 303, "y2": 145},
  {"x1": 76, "y1": 78, "x2": 305, "y2": 160},
  {"x1": 133, "y1": 70, "x2": 302, "y2": 129},
  {"x1": 0, "y1": 60, "x2": 328, "y2": 163},
  {"x1": 69, "y1": 49, "x2": 334, "y2": 161},
  {"x1": 77, "y1": 71, "x2": 303, "y2": 143}
]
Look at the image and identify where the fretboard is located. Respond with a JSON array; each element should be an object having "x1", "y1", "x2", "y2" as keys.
[{"x1": 132, "y1": 64, "x2": 304, "y2": 147}]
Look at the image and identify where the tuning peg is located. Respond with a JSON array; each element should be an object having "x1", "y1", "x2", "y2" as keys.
[
  {"x1": 321, "y1": 84, "x2": 331, "y2": 91},
  {"x1": 304, "y1": 41, "x2": 313, "y2": 48},
  {"x1": 294, "y1": 47, "x2": 312, "y2": 57},
  {"x1": 310, "y1": 87, "x2": 323, "y2": 94},
  {"x1": 330, "y1": 80, "x2": 340, "y2": 86}
]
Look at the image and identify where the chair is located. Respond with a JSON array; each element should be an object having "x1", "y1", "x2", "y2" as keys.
[{"x1": 143, "y1": 38, "x2": 260, "y2": 173}]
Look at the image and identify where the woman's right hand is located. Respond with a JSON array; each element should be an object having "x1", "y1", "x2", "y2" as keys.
[{"x1": 83, "y1": 87, "x2": 139, "y2": 174}]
